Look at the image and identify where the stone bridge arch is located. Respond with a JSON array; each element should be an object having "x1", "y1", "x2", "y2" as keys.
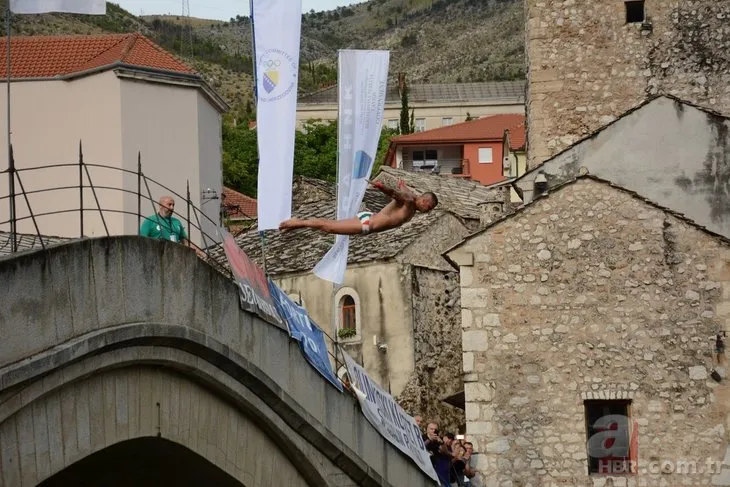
[{"x1": 0, "y1": 237, "x2": 435, "y2": 487}]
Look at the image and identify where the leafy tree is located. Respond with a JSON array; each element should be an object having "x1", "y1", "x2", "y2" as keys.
[{"x1": 399, "y1": 83, "x2": 411, "y2": 134}]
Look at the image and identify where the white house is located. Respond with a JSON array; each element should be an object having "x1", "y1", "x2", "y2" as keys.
[{"x1": 0, "y1": 33, "x2": 228, "y2": 245}]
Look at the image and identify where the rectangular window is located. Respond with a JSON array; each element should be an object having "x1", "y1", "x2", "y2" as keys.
[
  {"x1": 387, "y1": 119, "x2": 399, "y2": 130},
  {"x1": 625, "y1": 1, "x2": 644, "y2": 23},
  {"x1": 415, "y1": 118, "x2": 426, "y2": 132},
  {"x1": 342, "y1": 305, "x2": 356, "y2": 329},
  {"x1": 584, "y1": 400, "x2": 636, "y2": 475},
  {"x1": 442, "y1": 117, "x2": 453, "y2": 126},
  {"x1": 478, "y1": 148, "x2": 493, "y2": 163}
]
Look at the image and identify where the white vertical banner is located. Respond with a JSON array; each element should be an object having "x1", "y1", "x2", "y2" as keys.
[
  {"x1": 9, "y1": 0, "x2": 106, "y2": 14},
  {"x1": 253, "y1": 0, "x2": 302, "y2": 230},
  {"x1": 313, "y1": 50, "x2": 390, "y2": 284}
]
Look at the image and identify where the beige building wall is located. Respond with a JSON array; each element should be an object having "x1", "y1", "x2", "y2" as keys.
[
  {"x1": 0, "y1": 71, "x2": 124, "y2": 238},
  {"x1": 275, "y1": 261, "x2": 415, "y2": 396},
  {"x1": 0, "y1": 71, "x2": 222, "y2": 246},
  {"x1": 298, "y1": 100, "x2": 524, "y2": 132},
  {"x1": 448, "y1": 178, "x2": 730, "y2": 486},
  {"x1": 525, "y1": 0, "x2": 730, "y2": 168}
]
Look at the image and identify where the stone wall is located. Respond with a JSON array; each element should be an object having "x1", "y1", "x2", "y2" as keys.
[
  {"x1": 397, "y1": 266, "x2": 465, "y2": 435},
  {"x1": 526, "y1": 0, "x2": 730, "y2": 168},
  {"x1": 452, "y1": 178, "x2": 730, "y2": 486}
]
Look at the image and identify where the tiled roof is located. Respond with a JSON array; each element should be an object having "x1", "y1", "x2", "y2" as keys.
[
  {"x1": 299, "y1": 80, "x2": 526, "y2": 105},
  {"x1": 0, "y1": 33, "x2": 196, "y2": 79},
  {"x1": 391, "y1": 114, "x2": 526, "y2": 149},
  {"x1": 374, "y1": 167, "x2": 501, "y2": 220},
  {"x1": 222, "y1": 186, "x2": 257, "y2": 219},
  {"x1": 207, "y1": 182, "x2": 448, "y2": 275}
]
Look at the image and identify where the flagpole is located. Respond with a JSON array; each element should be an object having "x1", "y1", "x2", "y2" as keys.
[{"x1": 5, "y1": 1, "x2": 16, "y2": 252}]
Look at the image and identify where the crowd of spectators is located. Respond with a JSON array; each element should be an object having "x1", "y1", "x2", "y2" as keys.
[{"x1": 415, "y1": 416, "x2": 480, "y2": 487}]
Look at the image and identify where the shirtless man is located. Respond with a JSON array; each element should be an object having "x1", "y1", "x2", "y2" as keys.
[{"x1": 278, "y1": 180, "x2": 438, "y2": 235}]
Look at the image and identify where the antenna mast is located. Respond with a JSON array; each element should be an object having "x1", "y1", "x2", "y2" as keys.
[{"x1": 181, "y1": 0, "x2": 194, "y2": 57}]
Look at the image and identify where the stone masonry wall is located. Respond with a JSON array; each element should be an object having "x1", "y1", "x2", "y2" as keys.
[
  {"x1": 398, "y1": 266, "x2": 465, "y2": 435},
  {"x1": 457, "y1": 178, "x2": 730, "y2": 486},
  {"x1": 526, "y1": 0, "x2": 730, "y2": 168}
]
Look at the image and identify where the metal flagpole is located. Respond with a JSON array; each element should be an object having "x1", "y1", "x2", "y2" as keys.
[
  {"x1": 5, "y1": 2, "x2": 16, "y2": 252},
  {"x1": 331, "y1": 50, "x2": 343, "y2": 372}
]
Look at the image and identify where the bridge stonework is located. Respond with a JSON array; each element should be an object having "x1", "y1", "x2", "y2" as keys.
[{"x1": 0, "y1": 237, "x2": 435, "y2": 487}]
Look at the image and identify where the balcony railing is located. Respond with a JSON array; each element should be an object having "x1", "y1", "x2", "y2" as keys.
[{"x1": 402, "y1": 158, "x2": 471, "y2": 178}]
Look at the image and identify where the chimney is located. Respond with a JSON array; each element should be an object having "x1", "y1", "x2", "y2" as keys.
[{"x1": 398, "y1": 72, "x2": 406, "y2": 94}]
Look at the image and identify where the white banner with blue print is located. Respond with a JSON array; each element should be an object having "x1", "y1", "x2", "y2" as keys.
[
  {"x1": 342, "y1": 352, "x2": 439, "y2": 482},
  {"x1": 313, "y1": 49, "x2": 390, "y2": 284},
  {"x1": 267, "y1": 280, "x2": 342, "y2": 392}
]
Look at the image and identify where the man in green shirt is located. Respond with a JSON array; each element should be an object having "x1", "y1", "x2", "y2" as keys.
[{"x1": 139, "y1": 196, "x2": 189, "y2": 245}]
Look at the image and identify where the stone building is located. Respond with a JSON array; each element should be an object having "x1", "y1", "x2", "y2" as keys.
[
  {"x1": 446, "y1": 176, "x2": 730, "y2": 486},
  {"x1": 526, "y1": 0, "x2": 730, "y2": 168},
  {"x1": 227, "y1": 169, "x2": 507, "y2": 433},
  {"x1": 514, "y1": 96, "x2": 730, "y2": 238}
]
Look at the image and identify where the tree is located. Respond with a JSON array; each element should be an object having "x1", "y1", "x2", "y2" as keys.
[{"x1": 400, "y1": 83, "x2": 411, "y2": 134}]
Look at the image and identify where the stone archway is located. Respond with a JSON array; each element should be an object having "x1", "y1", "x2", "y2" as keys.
[
  {"x1": 0, "y1": 362, "x2": 325, "y2": 487},
  {"x1": 38, "y1": 437, "x2": 244, "y2": 487}
]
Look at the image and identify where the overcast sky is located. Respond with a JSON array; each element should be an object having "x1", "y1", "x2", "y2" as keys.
[{"x1": 115, "y1": 1, "x2": 358, "y2": 20}]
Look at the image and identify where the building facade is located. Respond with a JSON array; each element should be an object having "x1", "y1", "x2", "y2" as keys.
[
  {"x1": 447, "y1": 176, "x2": 730, "y2": 486},
  {"x1": 297, "y1": 79, "x2": 525, "y2": 132},
  {"x1": 526, "y1": 0, "x2": 730, "y2": 168},
  {"x1": 0, "y1": 34, "x2": 227, "y2": 245}
]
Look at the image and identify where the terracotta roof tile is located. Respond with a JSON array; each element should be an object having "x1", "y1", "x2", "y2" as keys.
[
  {"x1": 222, "y1": 186, "x2": 257, "y2": 219},
  {"x1": 0, "y1": 33, "x2": 195, "y2": 79},
  {"x1": 391, "y1": 114, "x2": 526, "y2": 150}
]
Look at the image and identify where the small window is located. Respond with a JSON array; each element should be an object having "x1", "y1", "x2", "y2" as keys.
[
  {"x1": 442, "y1": 117, "x2": 453, "y2": 126},
  {"x1": 341, "y1": 295, "x2": 356, "y2": 330},
  {"x1": 415, "y1": 118, "x2": 426, "y2": 132},
  {"x1": 585, "y1": 400, "x2": 636, "y2": 475},
  {"x1": 413, "y1": 150, "x2": 425, "y2": 161},
  {"x1": 387, "y1": 119, "x2": 399, "y2": 130},
  {"x1": 625, "y1": 1, "x2": 644, "y2": 23},
  {"x1": 478, "y1": 148, "x2": 493, "y2": 164}
]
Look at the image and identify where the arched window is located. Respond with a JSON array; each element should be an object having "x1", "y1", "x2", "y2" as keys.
[
  {"x1": 334, "y1": 287, "x2": 361, "y2": 341},
  {"x1": 340, "y1": 295, "x2": 356, "y2": 330}
]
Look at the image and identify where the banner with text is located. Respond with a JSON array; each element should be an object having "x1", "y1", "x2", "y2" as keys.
[
  {"x1": 313, "y1": 50, "x2": 390, "y2": 284},
  {"x1": 220, "y1": 229, "x2": 282, "y2": 326},
  {"x1": 267, "y1": 281, "x2": 343, "y2": 391},
  {"x1": 252, "y1": 0, "x2": 302, "y2": 230},
  {"x1": 343, "y1": 352, "x2": 439, "y2": 482}
]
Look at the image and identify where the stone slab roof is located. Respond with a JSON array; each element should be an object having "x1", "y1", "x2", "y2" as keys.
[
  {"x1": 0, "y1": 231, "x2": 72, "y2": 258},
  {"x1": 374, "y1": 167, "x2": 504, "y2": 219},
  {"x1": 299, "y1": 80, "x2": 526, "y2": 105}
]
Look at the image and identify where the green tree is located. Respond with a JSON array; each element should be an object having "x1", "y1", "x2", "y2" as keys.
[{"x1": 399, "y1": 83, "x2": 411, "y2": 134}]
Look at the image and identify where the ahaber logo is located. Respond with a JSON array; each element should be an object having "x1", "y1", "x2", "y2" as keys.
[{"x1": 258, "y1": 49, "x2": 297, "y2": 102}]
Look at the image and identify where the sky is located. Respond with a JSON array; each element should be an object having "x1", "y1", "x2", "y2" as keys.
[{"x1": 114, "y1": 1, "x2": 357, "y2": 20}]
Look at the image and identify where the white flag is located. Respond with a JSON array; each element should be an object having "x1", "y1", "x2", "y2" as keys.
[
  {"x1": 253, "y1": 0, "x2": 302, "y2": 230},
  {"x1": 313, "y1": 50, "x2": 390, "y2": 284},
  {"x1": 10, "y1": 0, "x2": 106, "y2": 14}
]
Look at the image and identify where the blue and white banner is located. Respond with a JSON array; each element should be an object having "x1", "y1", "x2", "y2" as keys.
[
  {"x1": 268, "y1": 280, "x2": 343, "y2": 392},
  {"x1": 252, "y1": 0, "x2": 302, "y2": 230},
  {"x1": 313, "y1": 50, "x2": 390, "y2": 284},
  {"x1": 343, "y1": 352, "x2": 439, "y2": 482}
]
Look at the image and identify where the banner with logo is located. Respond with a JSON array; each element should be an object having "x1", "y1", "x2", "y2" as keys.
[
  {"x1": 342, "y1": 352, "x2": 439, "y2": 482},
  {"x1": 220, "y1": 229, "x2": 282, "y2": 326},
  {"x1": 313, "y1": 50, "x2": 390, "y2": 284},
  {"x1": 267, "y1": 281, "x2": 343, "y2": 391},
  {"x1": 251, "y1": 0, "x2": 302, "y2": 230}
]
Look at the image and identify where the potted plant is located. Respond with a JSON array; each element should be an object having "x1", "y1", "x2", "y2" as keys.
[{"x1": 338, "y1": 327, "x2": 356, "y2": 340}]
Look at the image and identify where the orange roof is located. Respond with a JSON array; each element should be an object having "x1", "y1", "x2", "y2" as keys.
[
  {"x1": 222, "y1": 186, "x2": 257, "y2": 219},
  {"x1": 392, "y1": 114, "x2": 526, "y2": 150},
  {"x1": 0, "y1": 33, "x2": 195, "y2": 79}
]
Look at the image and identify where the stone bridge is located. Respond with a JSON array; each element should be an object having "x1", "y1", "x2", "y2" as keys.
[{"x1": 0, "y1": 237, "x2": 435, "y2": 487}]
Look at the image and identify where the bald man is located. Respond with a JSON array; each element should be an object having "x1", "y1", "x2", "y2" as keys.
[{"x1": 139, "y1": 196, "x2": 189, "y2": 245}]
